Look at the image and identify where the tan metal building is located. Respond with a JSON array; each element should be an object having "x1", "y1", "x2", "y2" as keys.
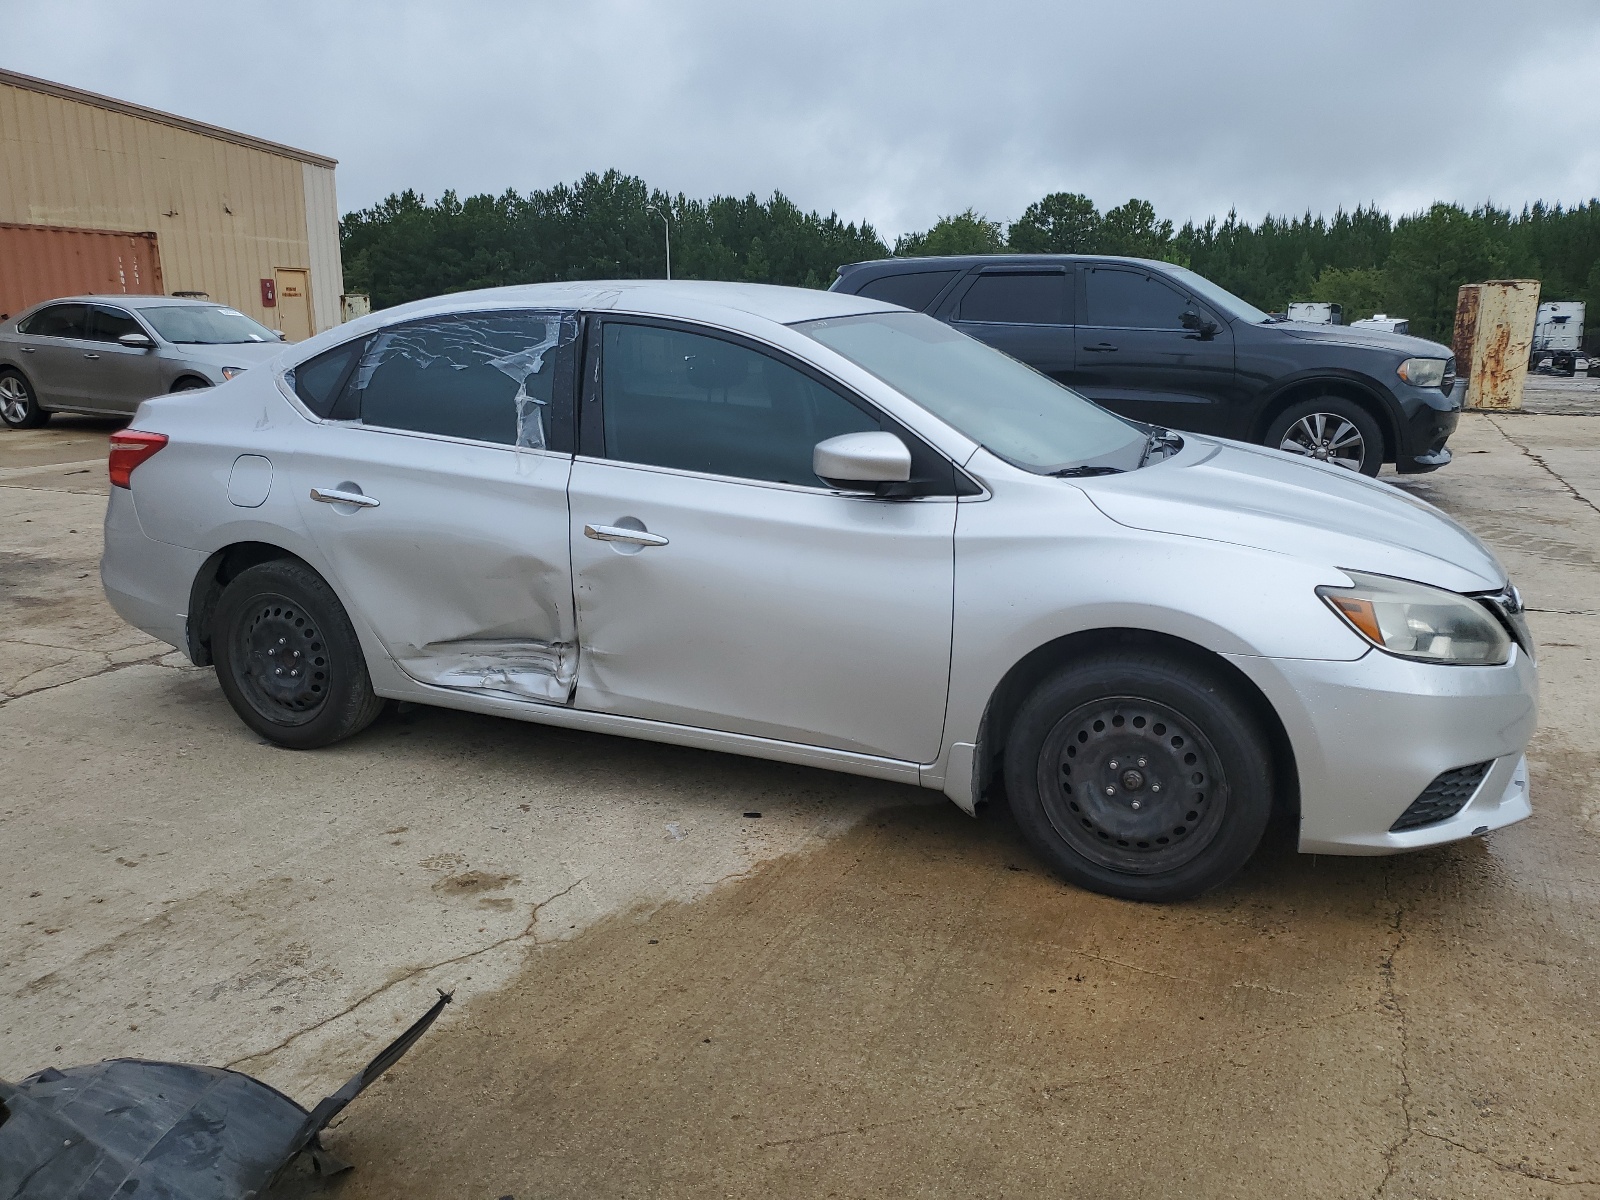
[{"x1": 0, "y1": 68, "x2": 341, "y2": 340}]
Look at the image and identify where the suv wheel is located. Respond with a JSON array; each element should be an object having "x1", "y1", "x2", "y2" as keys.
[
  {"x1": 212, "y1": 559, "x2": 384, "y2": 749},
  {"x1": 1265, "y1": 397, "x2": 1383, "y2": 476},
  {"x1": 0, "y1": 369, "x2": 48, "y2": 429},
  {"x1": 1003, "y1": 652, "x2": 1274, "y2": 902}
]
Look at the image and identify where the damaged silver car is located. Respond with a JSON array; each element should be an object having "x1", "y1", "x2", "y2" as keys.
[{"x1": 100, "y1": 282, "x2": 1538, "y2": 901}]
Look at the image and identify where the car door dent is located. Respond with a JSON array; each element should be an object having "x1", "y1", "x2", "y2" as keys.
[{"x1": 398, "y1": 637, "x2": 576, "y2": 703}]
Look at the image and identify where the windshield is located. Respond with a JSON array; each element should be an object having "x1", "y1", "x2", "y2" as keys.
[
  {"x1": 1163, "y1": 266, "x2": 1274, "y2": 324},
  {"x1": 797, "y1": 311, "x2": 1146, "y2": 474},
  {"x1": 141, "y1": 305, "x2": 278, "y2": 345}
]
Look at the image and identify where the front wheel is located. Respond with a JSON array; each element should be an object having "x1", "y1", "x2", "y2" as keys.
[
  {"x1": 212, "y1": 559, "x2": 384, "y2": 749},
  {"x1": 1003, "y1": 652, "x2": 1275, "y2": 902},
  {"x1": 1264, "y1": 398, "x2": 1383, "y2": 476},
  {"x1": 0, "y1": 369, "x2": 48, "y2": 429}
]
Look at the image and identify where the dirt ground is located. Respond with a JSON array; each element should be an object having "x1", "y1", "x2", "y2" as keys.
[{"x1": 2, "y1": 400, "x2": 1598, "y2": 1199}]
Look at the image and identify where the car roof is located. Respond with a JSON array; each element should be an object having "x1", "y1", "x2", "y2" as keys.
[
  {"x1": 25, "y1": 295, "x2": 229, "y2": 310},
  {"x1": 835, "y1": 253, "x2": 1175, "y2": 279},
  {"x1": 365, "y1": 280, "x2": 896, "y2": 326}
]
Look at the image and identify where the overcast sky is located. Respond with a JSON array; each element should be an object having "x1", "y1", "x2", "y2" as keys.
[{"x1": 8, "y1": 0, "x2": 1600, "y2": 239}]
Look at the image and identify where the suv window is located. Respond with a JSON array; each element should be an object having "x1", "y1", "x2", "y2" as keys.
[
  {"x1": 293, "y1": 312, "x2": 574, "y2": 448},
  {"x1": 88, "y1": 305, "x2": 145, "y2": 342},
  {"x1": 1083, "y1": 268, "x2": 1195, "y2": 329},
  {"x1": 19, "y1": 303, "x2": 89, "y2": 339},
  {"x1": 958, "y1": 272, "x2": 1069, "y2": 325},
  {"x1": 599, "y1": 322, "x2": 879, "y2": 486},
  {"x1": 855, "y1": 270, "x2": 960, "y2": 312}
]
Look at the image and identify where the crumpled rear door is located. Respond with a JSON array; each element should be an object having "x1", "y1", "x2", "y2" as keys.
[{"x1": 290, "y1": 310, "x2": 581, "y2": 704}]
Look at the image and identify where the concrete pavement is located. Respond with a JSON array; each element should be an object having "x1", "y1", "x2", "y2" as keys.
[{"x1": 1, "y1": 410, "x2": 1597, "y2": 1198}]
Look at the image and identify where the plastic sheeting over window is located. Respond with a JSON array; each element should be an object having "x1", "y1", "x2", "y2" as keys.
[{"x1": 290, "y1": 311, "x2": 577, "y2": 448}]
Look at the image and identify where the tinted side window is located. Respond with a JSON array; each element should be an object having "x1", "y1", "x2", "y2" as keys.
[
  {"x1": 290, "y1": 340, "x2": 365, "y2": 418},
  {"x1": 20, "y1": 304, "x2": 89, "y2": 339},
  {"x1": 88, "y1": 306, "x2": 144, "y2": 342},
  {"x1": 600, "y1": 323, "x2": 879, "y2": 486},
  {"x1": 341, "y1": 312, "x2": 575, "y2": 448},
  {"x1": 1084, "y1": 268, "x2": 1193, "y2": 329},
  {"x1": 958, "y1": 272, "x2": 1069, "y2": 324},
  {"x1": 856, "y1": 270, "x2": 960, "y2": 312}
]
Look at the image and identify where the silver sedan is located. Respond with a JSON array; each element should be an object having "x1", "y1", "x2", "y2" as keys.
[
  {"x1": 0, "y1": 295, "x2": 285, "y2": 427},
  {"x1": 99, "y1": 282, "x2": 1538, "y2": 901}
]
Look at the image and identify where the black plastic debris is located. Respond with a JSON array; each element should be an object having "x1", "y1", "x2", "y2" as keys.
[{"x1": 0, "y1": 989, "x2": 451, "y2": 1199}]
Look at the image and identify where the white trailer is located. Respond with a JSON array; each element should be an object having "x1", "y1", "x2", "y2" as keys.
[
  {"x1": 1287, "y1": 301, "x2": 1342, "y2": 325},
  {"x1": 1532, "y1": 301, "x2": 1584, "y2": 352},
  {"x1": 1351, "y1": 313, "x2": 1410, "y2": 335}
]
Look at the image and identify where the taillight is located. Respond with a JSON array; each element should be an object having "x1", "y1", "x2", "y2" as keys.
[{"x1": 108, "y1": 430, "x2": 168, "y2": 488}]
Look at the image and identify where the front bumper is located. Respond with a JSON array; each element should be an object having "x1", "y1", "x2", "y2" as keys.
[
  {"x1": 1223, "y1": 644, "x2": 1537, "y2": 855},
  {"x1": 1394, "y1": 378, "x2": 1463, "y2": 473}
]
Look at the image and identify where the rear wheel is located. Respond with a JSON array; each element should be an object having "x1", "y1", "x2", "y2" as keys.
[
  {"x1": 1264, "y1": 397, "x2": 1383, "y2": 476},
  {"x1": 0, "y1": 369, "x2": 48, "y2": 428},
  {"x1": 212, "y1": 559, "x2": 383, "y2": 749},
  {"x1": 1003, "y1": 652, "x2": 1274, "y2": 902}
]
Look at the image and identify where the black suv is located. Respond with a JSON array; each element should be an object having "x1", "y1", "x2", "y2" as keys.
[{"x1": 830, "y1": 255, "x2": 1463, "y2": 475}]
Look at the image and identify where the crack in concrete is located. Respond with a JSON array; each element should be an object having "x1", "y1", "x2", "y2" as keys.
[
  {"x1": 0, "y1": 650, "x2": 172, "y2": 709},
  {"x1": 224, "y1": 874, "x2": 590, "y2": 1075},
  {"x1": 1486, "y1": 415, "x2": 1600, "y2": 517},
  {"x1": 1372, "y1": 876, "x2": 1412, "y2": 1199},
  {"x1": 1415, "y1": 1129, "x2": 1600, "y2": 1187}
]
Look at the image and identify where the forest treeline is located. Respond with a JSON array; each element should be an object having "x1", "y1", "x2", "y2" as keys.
[{"x1": 341, "y1": 169, "x2": 1600, "y2": 343}]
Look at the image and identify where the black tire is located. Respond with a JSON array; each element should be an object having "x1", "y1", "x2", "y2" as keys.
[
  {"x1": 1003, "y1": 652, "x2": 1274, "y2": 902},
  {"x1": 1264, "y1": 397, "x2": 1384, "y2": 476},
  {"x1": 212, "y1": 559, "x2": 383, "y2": 749},
  {"x1": 171, "y1": 376, "x2": 211, "y2": 392},
  {"x1": 0, "y1": 368, "x2": 49, "y2": 429}
]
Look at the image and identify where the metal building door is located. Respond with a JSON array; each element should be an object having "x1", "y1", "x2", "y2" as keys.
[{"x1": 273, "y1": 268, "x2": 314, "y2": 341}]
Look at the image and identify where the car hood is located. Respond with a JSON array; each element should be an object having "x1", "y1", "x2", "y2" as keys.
[
  {"x1": 167, "y1": 341, "x2": 287, "y2": 370},
  {"x1": 1273, "y1": 321, "x2": 1452, "y2": 358},
  {"x1": 1080, "y1": 437, "x2": 1505, "y2": 593}
]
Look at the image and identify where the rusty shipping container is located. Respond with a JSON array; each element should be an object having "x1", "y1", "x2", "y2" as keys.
[
  {"x1": 0, "y1": 222, "x2": 163, "y2": 322},
  {"x1": 1453, "y1": 279, "x2": 1541, "y2": 411}
]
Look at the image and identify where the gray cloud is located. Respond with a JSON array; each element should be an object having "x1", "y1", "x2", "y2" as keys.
[{"x1": 8, "y1": 0, "x2": 1599, "y2": 239}]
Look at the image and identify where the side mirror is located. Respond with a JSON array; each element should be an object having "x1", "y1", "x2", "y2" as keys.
[
  {"x1": 813, "y1": 431, "x2": 912, "y2": 494},
  {"x1": 118, "y1": 331, "x2": 155, "y2": 349},
  {"x1": 272, "y1": 329, "x2": 287, "y2": 341},
  {"x1": 1180, "y1": 310, "x2": 1219, "y2": 339}
]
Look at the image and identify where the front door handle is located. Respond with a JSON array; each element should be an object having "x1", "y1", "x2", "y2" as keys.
[
  {"x1": 310, "y1": 487, "x2": 380, "y2": 508},
  {"x1": 1083, "y1": 342, "x2": 1118, "y2": 352},
  {"x1": 584, "y1": 523, "x2": 669, "y2": 548},
  {"x1": 83, "y1": 352, "x2": 101, "y2": 360},
  {"x1": 19, "y1": 346, "x2": 34, "y2": 353}
]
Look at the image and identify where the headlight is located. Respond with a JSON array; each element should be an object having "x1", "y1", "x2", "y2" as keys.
[
  {"x1": 1317, "y1": 571, "x2": 1511, "y2": 665},
  {"x1": 1397, "y1": 357, "x2": 1446, "y2": 387},
  {"x1": 220, "y1": 366, "x2": 247, "y2": 381}
]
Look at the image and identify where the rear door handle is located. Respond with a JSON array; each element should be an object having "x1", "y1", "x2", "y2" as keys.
[
  {"x1": 310, "y1": 487, "x2": 380, "y2": 508},
  {"x1": 584, "y1": 523, "x2": 669, "y2": 547},
  {"x1": 20, "y1": 346, "x2": 34, "y2": 353},
  {"x1": 83, "y1": 352, "x2": 100, "y2": 360},
  {"x1": 1083, "y1": 342, "x2": 1118, "y2": 352}
]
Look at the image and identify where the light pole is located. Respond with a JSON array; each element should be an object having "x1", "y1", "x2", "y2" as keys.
[{"x1": 652, "y1": 204, "x2": 672, "y2": 280}]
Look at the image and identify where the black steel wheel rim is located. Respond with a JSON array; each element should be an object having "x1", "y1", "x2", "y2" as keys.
[
  {"x1": 1036, "y1": 696, "x2": 1230, "y2": 875},
  {"x1": 232, "y1": 592, "x2": 331, "y2": 725}
]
